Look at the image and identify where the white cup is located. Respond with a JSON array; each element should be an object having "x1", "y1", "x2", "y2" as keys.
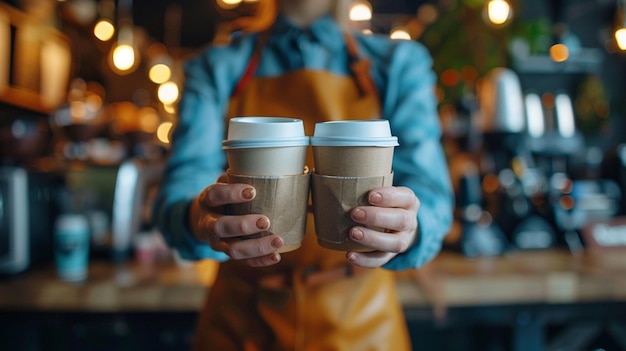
[{"x1": 223, "y1": 117, "x2": 309, "y2": 176}]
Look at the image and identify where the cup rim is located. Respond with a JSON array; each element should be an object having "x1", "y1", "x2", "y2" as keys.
[{"x1": 223, "y1": 136, "x2": 310, "y2": 149}]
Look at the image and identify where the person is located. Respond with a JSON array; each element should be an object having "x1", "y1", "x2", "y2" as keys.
[{"x1": 153, "y1": 0, "x2": 453, "y2": 349}]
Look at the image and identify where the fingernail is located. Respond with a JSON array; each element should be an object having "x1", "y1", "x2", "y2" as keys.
[
  {"x1": 347, "y1": 253, "x2": 357, "y2": 262},
  {"x1": 242, "y1": 187, "x2": 255, "y2": 200},
  {"x1": 256, "y1": 217, "x2": 270, "y2": 230},
  {"x1": 270, "y1": 253, "x2": 281, "y2": 263},
  {"x1": 271, "y1": 237, "x2": 283, "y2": 248},
  {"x1": 352, "y1": 208, "x2": 366, "y2": 221},
  {"x1": 350, "y1": 228, "x2": 364, "y2": 240},
  {"x1": 369, "y1": 191, "x2": 382, "y2": 204}
]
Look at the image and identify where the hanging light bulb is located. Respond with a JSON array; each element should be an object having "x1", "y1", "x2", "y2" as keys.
[
  {"x1": 485, "y1": 0, "x2": 512, "y2": 26},
  {"x1": 390, "y1": 27, "x2": 411, "y2": 40},
  {"x1": 216, "y1": 0, "x2": 242, "y2": 10},
  {"x1": 616, "y1": 27, "x2": 626, "y2": 50},
  {"x1": 112, "y1": 43, "x2": 135, "y2": 71},
  {"x1": 614, "y1": 0, "x2": 626, "y2": 51},
  {"x1": 108, "y1": 23, "x2": 140, "y2": 75},
  {"x1": 158, "y1": 81, "x2": 179, "y2": 105},
  {"x1": 94, "y1": 18, "x2": 115, "y2": 41},
  {"x1": 94, "y1": 0, "x2": 116, "y2": 41},
  {"x1": 156, "y1": 121, "x2": 174, "y2": 144},
  {"x1": 107, "y1": 0, "x2": 140, "y2": 75},
  {"x1": 349, "y1": 1, "x2": 372, "y2": 22},
  {"x1": 149, "y1": 63, "x2": 172, "y2": 84}
]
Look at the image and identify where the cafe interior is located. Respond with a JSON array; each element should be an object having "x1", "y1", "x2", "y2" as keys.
[{"x1": 1, "y1": 0, "x2": 626, "y2": 350}]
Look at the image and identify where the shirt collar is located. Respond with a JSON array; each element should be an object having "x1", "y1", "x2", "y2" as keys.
[{"x1": 268, "y1": 14, "x2": 344, "y2": 51}]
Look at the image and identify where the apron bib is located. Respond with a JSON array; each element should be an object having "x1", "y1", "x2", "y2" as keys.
[{"x1": 192, "y1": 33, "x2": 411, "y2": 351}]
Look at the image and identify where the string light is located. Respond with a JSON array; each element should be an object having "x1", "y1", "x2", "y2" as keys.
[
  {"x1": 149, "y1": 63, "x2": 172, "y2": 84},
  {"x1": 157, "y1": 121, "x2": 174, "y2": 144},
  {"x1": 157, "y1": 81, "x2": 179, "y2": 105}
]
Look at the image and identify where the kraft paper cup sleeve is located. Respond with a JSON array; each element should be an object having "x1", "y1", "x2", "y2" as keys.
[
  {"x1": 226, "y1": 170, "x2": 311, "y2": 253},
  {"x1": 311, "y1": 172, "x2": 394, "y2": 252}
]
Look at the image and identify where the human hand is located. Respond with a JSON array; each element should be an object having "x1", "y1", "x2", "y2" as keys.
[
  {"x1": 346, "y1": 186, "x2": 420, "y2": 268},
  {"x1": 188, "y1": 175, "x2": 284, "y2": 267}
]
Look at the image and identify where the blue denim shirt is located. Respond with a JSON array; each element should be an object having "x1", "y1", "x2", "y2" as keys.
[{"x1": 153, "y1": 15, "x2": 454, "y2": 270}]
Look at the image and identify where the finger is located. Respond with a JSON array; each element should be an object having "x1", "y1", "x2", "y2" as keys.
[
  {"x1": 351, "y1": 206, "x2": 417, "y2": 233},
  {"x1": 348, "y1": 226, "x2": 412, "y2": 254},
  {"x1": 243, "y1": 253, "x2": 282, "y2": 267},
  {"x1": 202, "y1": 214, "x2": 270, "y2": 240},
  {"x1": 367, "y1": 186, "x2": 420, "y2": 211},
  {"x1": 346, "y1": 250, "x2": 396, "y2": 268},
  {"x1": 223, "y1": 234, "x2": 284, "y2": 260},
  {"x1": 199, "y1": 183, "x2": 256, "y2": 209}
]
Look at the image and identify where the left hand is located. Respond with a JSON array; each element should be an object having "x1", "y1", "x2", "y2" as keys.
[{"x1": 346, "y1": 186, "x2": 420, "y2": 268}]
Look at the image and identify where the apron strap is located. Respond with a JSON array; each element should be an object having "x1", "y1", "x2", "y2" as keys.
[
  {"x1": 231, "y1": 30, "x2": 378, "y2": 98},
  {"x1": 231, "y1": 31, "x2": 270, "y2": 98},
  {"x1": 344, "y1": 32, "x2": 378, "y2": 97}
]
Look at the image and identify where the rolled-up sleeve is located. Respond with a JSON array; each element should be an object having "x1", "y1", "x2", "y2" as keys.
[
  {"x1": 369, "y1": 39, "x2": 454, "y2": 270},
  {"x1": 152, "y1": 40, "x2": 254, "y2": 261}
]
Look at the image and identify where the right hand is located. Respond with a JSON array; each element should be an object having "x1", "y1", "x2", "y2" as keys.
[{"x1": 188, "y1": 175, "x2": 285, "y2": 267}]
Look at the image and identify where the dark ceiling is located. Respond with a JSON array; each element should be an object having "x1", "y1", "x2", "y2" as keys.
[{"x1": 130, "y1": 0, "x2": 428, "y2": 49}]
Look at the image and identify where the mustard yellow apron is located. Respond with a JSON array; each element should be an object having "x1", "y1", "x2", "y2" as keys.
[{"x1": 192, "y1": 32, "x2": 411, "y2": 351}]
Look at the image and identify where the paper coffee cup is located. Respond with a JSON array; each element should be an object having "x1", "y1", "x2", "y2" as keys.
[
  {"x1": 312, "y1": 172, "x2": 394, "y2": 252},
  {"x1": 310, "y1": 120, "x2": 398, "y2": 177},
  {"x1": 227, "y1": 171, "x2": 310, "y2": 253},
  {"x1": 223, "y1": 117, "x2": 309, "y2": 176},
  {"x1": 310, "y1": 120, "x2": 399, "y2": 251}
]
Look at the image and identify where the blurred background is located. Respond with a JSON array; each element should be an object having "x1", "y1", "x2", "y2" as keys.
[{"x1": 1, "y1": 0, "x2": 626, "y2": 350}]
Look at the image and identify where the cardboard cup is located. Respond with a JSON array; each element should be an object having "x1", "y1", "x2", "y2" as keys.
[
  {"x1": 310, "y1": 120, "x2": 398, "y2": 177},
  {"x1": 312, "y1": 146, "x2": 394, "y2": 177},
  {"x1": 223, "y1": 117, "x2": 309, "y2": 176},
  {"x1": 226, "y1": 146, "x2": 307, "y2": 176},
  {"x1": 226, "y1": 171, "x2": 311, "y2": 253},
  {"x1": 311, "y1": 172, "x2": 394, "y2": 252}
]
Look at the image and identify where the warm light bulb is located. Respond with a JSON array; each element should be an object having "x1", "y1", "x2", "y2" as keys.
[
  {"x1": 94, "y1": 19, "x2": 115, "y2": 41},
  {"x1": 158, "y1": 81, "x2": 179, "y2": 105},
  {"x1": 149, "y1": 63, "x2": 172, "y2": 84},
  {"x1": 390, "y1": 28, "x2": 411, "y2": 40},
  {"x1": 549, "y1": 43, "x2": 569, "y2": 62},
  {"x1": 216, "y1": 0, "x2": 241, "y2": 9},
  {"x1": 157, "y1": 121, "x2": 174, "y2": 144},
  {"x1": 615, "y1": 27, "x2": 626, "y2": 51},
  {"x1": 163, "y1": 103, "x2": 176, "y2": 114},
  {"x1": 349, "y1": 1, "x2": 372, "y2": 22},
  {"x1": 112, "y1": 44, "x2": 135, "y2": 71},
  {"x1": 487, "y1": 0, "x2": 511, "y2": 25}
]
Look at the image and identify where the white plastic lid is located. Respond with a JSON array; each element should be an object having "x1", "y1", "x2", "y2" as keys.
[
  {"x1": 227, "y1": 117, "x2": 306, "y2": 140},
  {"x1": 310, "y1": 120, "x2": 398, "y2": 147}
]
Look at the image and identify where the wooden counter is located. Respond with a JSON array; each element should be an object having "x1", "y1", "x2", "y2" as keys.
[
  {"x1": 2, "y1": 248, "x2": 626, "y2": 350},
  {"x1": 2, "y1": 248, "x2": 626, "y2": 313}
]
